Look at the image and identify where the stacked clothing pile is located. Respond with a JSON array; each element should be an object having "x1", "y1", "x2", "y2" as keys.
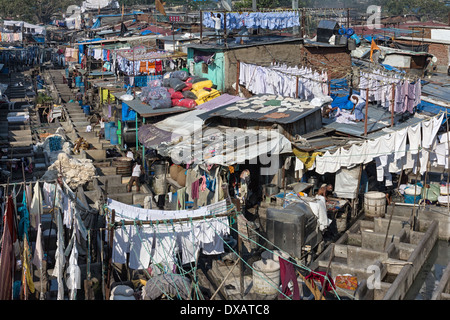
[{"x1": 138, "y1": 70, "x2": 221, "y2": 110}]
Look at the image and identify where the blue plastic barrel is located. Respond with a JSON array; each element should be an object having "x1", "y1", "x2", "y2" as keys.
[
  {"x1": 105, "y1": 121, "x2": 115, "y2": 140},
  {"x1": 350, "y1": 33, "x2": 361, "y2": 45},
  {"x1": 83, "y1": 105, "x2": 90, "y2": 115},
  {"x1": 110, "y1": 126, "x2": 118, "y2": 145}
]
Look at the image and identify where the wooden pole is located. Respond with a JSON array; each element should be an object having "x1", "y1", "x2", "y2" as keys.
[
  {"x1": 223, "y1": 10, "x2": 227, "y2": 46},
  {"x1": 445, "y1": 111, "x2": 450, "y2": 215},
  {"x1": 347, "y1": 8, "x2": 350, "y2": 29},
  {"x1": 301, "y1": 8, "x2": 305, "y2": 38},
  {"x1": 391, "y1": 83, "x2": 395, "y2": 127},
  {"x1": 295, "y1": 75, "x2": 299, "y2": 98},
  {"x1": 364, "y1": 88, "x2": 369, "y2": 136},
  {"x1": 200, "y1": 11, "x2": 203, "y2": 44},
  {"x1": 236, "y1": 60, "x2": 240, "y2": 96}
]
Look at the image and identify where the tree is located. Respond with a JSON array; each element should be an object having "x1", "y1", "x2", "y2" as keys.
[
  {"x1": 0, "y1": 0, "x2": 82, "y2": 24},
  {"x1": 379, "y1": 0, "x2": 450, "y2": 22}
]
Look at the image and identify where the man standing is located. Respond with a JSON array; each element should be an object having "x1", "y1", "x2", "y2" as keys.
[
  {"x1": 128, "y1": 159, "x2": 142, "y2": 192},
  {"x1": 211, "y1": 12, "x2": 223, "y2": 45}
]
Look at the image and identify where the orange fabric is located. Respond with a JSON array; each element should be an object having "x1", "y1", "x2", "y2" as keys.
[
  {"x1": 370, "y1": 39, "x2": 380, "y2": 62},
  {"x1": 155, "y1": 0, "x2": 166, "y2": 16},
  {"x1": 139, "y1": 61, "x2": 156, "y2": 74}
]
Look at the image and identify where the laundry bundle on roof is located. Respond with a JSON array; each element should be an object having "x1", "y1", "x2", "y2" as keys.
[{"x1": 43, "y1": 153, "x2": 96, "y2": 189}]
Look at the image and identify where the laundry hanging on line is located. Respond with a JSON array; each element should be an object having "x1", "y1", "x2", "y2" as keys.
[
  {"x1": 358, "y1": 69, "x2": 421, "y2": 114},
  {"x1": 202, "y1": 11, "x2": 300, "y2": 30},
  {"x1": 239, "y1": 61, "x2": 329, "y2": 101}
]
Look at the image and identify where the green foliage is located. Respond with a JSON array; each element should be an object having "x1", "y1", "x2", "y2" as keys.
[
  {"x1": 0, "y1": 0, "x2": 82, "y2": 23},
  {"x1": 379, "y1": 0, "x2": 450, "y2": 22}
]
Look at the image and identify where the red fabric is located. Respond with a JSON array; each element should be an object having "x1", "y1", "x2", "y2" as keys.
[
  {"x1": 3, "y1": 196, "x2": 16, "y2": 242},
  {"x1": 172, "y1": 98, "x2": 196, "y2": 109},
  {"x1": 0, "y1": 197, "x2": 15, "y2": 300},
  {"x1": 155, "y1": 61, "x2": 163, "y2": 74},
  {"x1": 279, "y1": 257, "x2": 300, "y2": 300},
  {"x1": 171, "y1": 91, "x2": 184, "y2": 99},
  {"x1": 305, "y1": 271, "x2": 336, "y2": 296},
  {"x1": 182, "y1": 82, "x2": 193, "y2": 91}
]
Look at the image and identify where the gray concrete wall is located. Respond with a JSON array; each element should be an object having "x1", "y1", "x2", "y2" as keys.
[
  {"x1": 383, "y1": 220, "x2": 439, "y2": 300},
  {"x1": 387, "y1": 204, "x2": 450, "y2": 240}
]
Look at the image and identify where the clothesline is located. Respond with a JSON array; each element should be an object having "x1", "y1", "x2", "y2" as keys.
[
  {"x1": 207, "y1": 7, "x2": 351, "y2": 13},
  {"x1": 313, "y1": 112, "x2": 445, "y2": 182},
  {"x1": 106, "y1": 202, "x2": 236, "y2": 228}
]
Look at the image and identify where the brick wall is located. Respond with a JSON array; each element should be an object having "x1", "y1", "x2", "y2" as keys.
[
  {"x1": 395, "y1": 39, "x2": 449, "y2": 67},
  {"x1": 300, "y1": 46, "x2": 352, "y2": 79}
]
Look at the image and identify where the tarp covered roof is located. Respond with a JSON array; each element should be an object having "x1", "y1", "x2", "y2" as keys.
[{"x1": 138, "y1": 94, "x2": 243, "y2": 149}]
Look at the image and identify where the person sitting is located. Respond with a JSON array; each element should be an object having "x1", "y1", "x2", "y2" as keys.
[
  {"x1": 322, "y1": 104, "x2": 339, "y2": 118},
  {"x1": 317, "y1": 184, "x2": 334, "y2": 200}
]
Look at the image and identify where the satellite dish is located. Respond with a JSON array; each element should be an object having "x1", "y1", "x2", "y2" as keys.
[{"x1": 220, "y1": 0, "x2": 232, "y2": 11}]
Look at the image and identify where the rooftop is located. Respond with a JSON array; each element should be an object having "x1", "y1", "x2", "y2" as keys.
[{"x1": 198, "y1": 94, "x2": 322, "y2": 125}]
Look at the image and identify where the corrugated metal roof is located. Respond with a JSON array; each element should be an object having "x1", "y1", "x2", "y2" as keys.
[
  {"x1": 138, "y1": 94, "x2": 243, "y2": 149},
  {"x1": 198, "y1": 94, "x2": 322, "y2": 125},
  {"x1": 317, "y1": 20, "x2": 340, "y2": 30},
  {"x1": 112, "y1": 91, "x2": 188, "y2": 117},
  {"x1": 422, "y1": 82, "x2": 450, "y2": 104},
  {"x1": 323, "y1": 104, "x2": 420, "y2": 138}
]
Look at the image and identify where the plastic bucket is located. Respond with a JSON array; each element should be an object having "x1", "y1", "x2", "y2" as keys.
[
  {"x1": 364, "y1": 191, "x2": 386, "y2": 218},
  {"x1": 105, "y1": 121, "x2": 115, "y2": 140},
  {"x1": 252, "y1": 259, "x2": 280, "y2": 296},
  {"x1": 110, "y1": 126, "x2": 118, "y2": 145},
  {"x1": 83, "y1": 105, "x2": 90, "y2": 115}
]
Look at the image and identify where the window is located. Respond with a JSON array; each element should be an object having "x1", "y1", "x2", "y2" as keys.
[{"x1": 202, "y1": 62, "x2": 208, "y2": 74}]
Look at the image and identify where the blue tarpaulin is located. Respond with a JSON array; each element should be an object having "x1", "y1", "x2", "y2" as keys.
[
  {"x1": 122, "y1": 102, "x2": 137, "y2": 121},
  {"x1": 417, "y1": 100, "x2": 449, "y2": 118},
  {"x1": 140, "y1": 29, "x2": 159, "y2": 35},
  {"x1": 331, "y1": 95, "x2": 354, "y2": 110},
  {"x1": 92, "y1": 19, "x2": 101, "y2": 29}
]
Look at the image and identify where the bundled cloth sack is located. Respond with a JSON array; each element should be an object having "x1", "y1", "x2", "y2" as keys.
[
  {"x1": 172, "y1": 98, "x2": 196, "y2": 109},
  {"x1": 169, "y1": 78, "x2": 187, "y2": 91},
  {"x1": 187, "y1": 76, "x2": 209, "y2": 84},
  {"x1": 170, "y1": 70, "x2": 189, "y2": 81},
  {"x1": 194, "y1": 88, "x2": 220, "y2": 105},
  {"x1": 148, "y1": 79, "x2": 162, "y2": 87},
  {"x1": 168, "y1": 88, "x2": 184, "y2": 99},
  {"x1": 110, "y1": 285, "x2": 135, "y2": 300},
  {"x1": 182, "y1": 82, "x2": 193, "y2": 91},
  {"x1": 192, "y1": 80, "x2": 213, "y2": 91},
  {"x1": 182, "y1": 90, "x2": 197, "y2": 100},
  {"x1": 149, "y1": 98, "x2": 172, "y2": 110},
  {"x1": 140, "y1": 86, "x2": 171, "y2": 104}
]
